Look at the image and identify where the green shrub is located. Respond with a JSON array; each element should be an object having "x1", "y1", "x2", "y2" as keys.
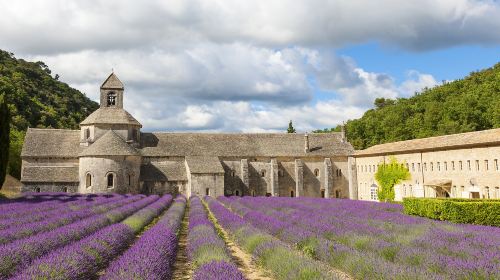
[{"x1": 403, "y1": 198, "x2": 500, "y2": 227}]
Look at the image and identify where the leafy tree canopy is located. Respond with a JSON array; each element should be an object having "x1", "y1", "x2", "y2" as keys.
[
  {"x1": 0, "y1": 50, "x2": 98, "y2": 178},
  {"x1": 0, "y1": 94, "x2": 9, "y2": 187}
]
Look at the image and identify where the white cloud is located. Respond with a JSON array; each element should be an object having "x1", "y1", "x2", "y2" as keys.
[
  {"x1": 1, "y1": 0, "x2": 500, "y2": 54},
  {"x1": 0, "y1": 0, "x2": 454, "y2": 132}
]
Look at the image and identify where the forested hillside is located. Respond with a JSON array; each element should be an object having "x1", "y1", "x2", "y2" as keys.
[
  {"x1": 0, "y1": 50, "x2": 98, "y2": 179},
  {"x1": 315, "y1": 62, "x2": 500, "y2": 150}
]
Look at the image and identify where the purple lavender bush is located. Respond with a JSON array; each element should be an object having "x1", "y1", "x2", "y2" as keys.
[
  {"x1": 0, "y1": 194, "x2": 153, "y2": 279},
  {"x1": 12, "y1": 195, "x2": 173, "y2": 280},
  {"x1": 222, "y1": 196, "x2": 500, "y2": 280},
  {"x1": 205, "y1": 196, "x2": 336, "y2": 280},
  {"x1": 187, "y1": 196, "x2": 245, "y2": 280},
  {"x1": 193, "y1": 260, "x2": 245, "y2": 280},
  {"x1": 100, "y1": 195, "x2": 186, "y2": 280}
]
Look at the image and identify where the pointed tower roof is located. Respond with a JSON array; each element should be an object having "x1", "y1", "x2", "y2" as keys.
[
  {"x1": 79, "y1": 130, "x2": 139, "y2": 157},
  {"x1": 80, "y1": 108, "x2": 142, "y2": 126},
  {"x1": 101, "y1": 72, "x2": 124, "y2": 89}
]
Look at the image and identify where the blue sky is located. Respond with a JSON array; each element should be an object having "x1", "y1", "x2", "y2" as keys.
[
  {"x1": 1, "y1": 0, "x2": 499, "y2": 132},
  {"x1": 339, "y1": 43, "x2": 500, "y2": 83}
]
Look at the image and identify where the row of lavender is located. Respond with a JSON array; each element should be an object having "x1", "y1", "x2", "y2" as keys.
[
  {"x1": 0, "y1": 193, "x2": 153, "y2": 279},
  {"x1": 204, "y1": 196, "x2": 340, "y2": 280},
  {"x1": 187, "y1": 196, "x2": 245, "y2": 280},
  {"x1": 12, "y1": 194, "x2": 175, "y2": 279},
  {"x1": 220, "y1": 196, "x2": 500, "y2": 280}
]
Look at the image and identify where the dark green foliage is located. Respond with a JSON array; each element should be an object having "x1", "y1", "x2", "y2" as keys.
[
  {"x1": 375, "y1": 157, "x2": 411, "y2": 202},
  {"x1": 0, "y1": 94, "x2": 9, "y2": 187},
  {"x1": 312, "y1": 125, "x2": 341, "y2": 133},
  {"x1": 287, "y1": 120, "x2": 296, "y2": 133},
  {"x1": 403, "y1": 197, "x2": 500, "y2": 227},
  {"x1": 317, "y1": 63, "x2": 500, "y2": 149},
  {"x1": 0, "y1": 50, "x2": 99, "y2": 179}
]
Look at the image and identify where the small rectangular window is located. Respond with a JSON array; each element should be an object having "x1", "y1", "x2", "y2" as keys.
[
  {"x1": 485, "y1": 160, "x2": 489, "y2": 171},
  {"x1": 431, "y1": 162, "x2": 434, "y2": 171},
  {"x1": 495, "y1": 159, "x2": 499, "y2": 171},
  {"x1": 437, "y1": 162, "x2": 440, "y2": 171},
  {"x1": 452, "y1": 161, "x2": 455, "y2": 170},
  {"x1": 418, "y1": 163, "x2": 421, "y2": 172},
  {"x1": 467, "y1": 160, "x2": 471, "y2": 171},
  {"x1": 475, "y1": 160, "x2": 479, "y2": 171},
  {"x1": 459, "y1": 161, "x2": 463, "y2": 170},
  {"x1": 412, "y1": 163, "x2": 415, "y2": 172},
  {"x1": 424, "y1": 163, "x2": 427, "y2": 171},
  {"x1": 444, "y1": 162, "x2": 447, "y2": 171}
]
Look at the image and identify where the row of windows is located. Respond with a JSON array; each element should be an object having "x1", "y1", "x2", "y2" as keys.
[
  {"x1": 358, "y1": 159, "x2": 499, "y2": 173},
  {"x1": 228, "y1": 168, "x2": 342, "y2": 178},
  {"x1": 85, "y1": 173, "x2": 133, "y2": 189}
]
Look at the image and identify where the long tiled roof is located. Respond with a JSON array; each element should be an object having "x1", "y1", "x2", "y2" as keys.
[
  {"x1": 186, "y1": 156, "x2": 224, "y2": 174},
  {"x1": 355, "y1": 128, "x2": 500, "y2": 156},
  {"x1": 80, "y1": 108, "x2": 141, "y2": 126},
  {"x1": 21, "y1": 166, "x2": 79, "y2": 182},
  {"x1": 21, "y1": 128, "x2": 82, "y2": 158},
  {"x1": 79, "y1": 130, "x2": 139, "y2": 157},
  {"x1": 22, "y1": 129, "x2": 353, "y2": 158},
  {"x1": 140, "y1": 161, "x2": 187, "y2": 181},
  {"x1": 140, "y1": 132, "x2": 354, "y2": 157}
]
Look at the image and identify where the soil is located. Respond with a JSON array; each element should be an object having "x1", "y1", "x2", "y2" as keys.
[
  {"x1": 172, "y1": 203, "x2": 192, "y2": 280},
  {"x1": 203, "y1": 200, "x2": 274, "y2": 280}
]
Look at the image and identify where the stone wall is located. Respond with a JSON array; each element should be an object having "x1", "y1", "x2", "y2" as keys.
[
  {"x1": 354, "y1": 145, "x2": 500, "y2": 201},
  {"x1": 22, "y1": 183, "x2": 79, "y2": 193},
  {"x1": 79, "y1": 155, "x2": 141, "y2": 194}
]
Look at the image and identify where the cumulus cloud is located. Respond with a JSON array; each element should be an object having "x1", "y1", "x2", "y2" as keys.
[
  {"x1": 1, "y1": 0, "x2": 455, "y2": 132},
  {"x1": 1, "y1": 0, "x2": 500, "y2": 54}
]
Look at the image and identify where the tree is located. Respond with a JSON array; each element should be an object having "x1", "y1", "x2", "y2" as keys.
[
  {"x1": 375, "y1": 156, "x2": 411, "y2": 202},
  {"x1": 287, "y1": 120, "x2": 296, "y2": 133},
  {"x1": 0, "y1": 94, "x2": 9, "y2": 187}
]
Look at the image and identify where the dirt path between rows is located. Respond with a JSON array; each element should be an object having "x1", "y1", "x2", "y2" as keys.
[
  {"x1": 203, "y1": 200, "x2": 274, "y2": 280},
  {"x1": 172, "y1": 202, "x2": 192, "y2": 280}
]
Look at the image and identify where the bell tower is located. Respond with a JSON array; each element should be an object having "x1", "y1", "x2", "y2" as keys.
[{"x1": 100, "y1": 72, "x2": 124, "y2": 109}]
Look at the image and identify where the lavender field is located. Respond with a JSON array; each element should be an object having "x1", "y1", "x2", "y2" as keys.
[{"x1": 0, "y1": 192, "x2": 498, "y2": 280}]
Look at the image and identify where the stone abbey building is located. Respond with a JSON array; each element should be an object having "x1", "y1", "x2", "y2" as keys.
[
  {"x1": 21, "y1": 74, "x2": 500, "y2": 199},
  {"x1": 21, "y1": 73, "x2": 354, "y2": 198}
]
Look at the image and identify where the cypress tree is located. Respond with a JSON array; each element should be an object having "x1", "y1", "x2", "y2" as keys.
[
  {"x1": 287, "y1": 120, "x2": 296, "y2": 133},
  {"x1": 0, "y1": 94, "x2": 9, "y2": 188}
]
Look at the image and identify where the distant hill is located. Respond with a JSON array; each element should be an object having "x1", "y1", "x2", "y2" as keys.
[
  {"x1": 0, "y1": 50, "x2": 98, "y2": 178},
  {"x1": 314, "y1": 62, "x2": 500, "y2": 150}
]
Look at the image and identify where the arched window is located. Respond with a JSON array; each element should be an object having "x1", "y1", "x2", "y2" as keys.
[
  {"x1": 278, "y1": 170, "x2": 284, "y2": 177},
  {"x1": 107, "y1": 92, "x2": 117, "y2": 106},
  {"x1": 231, "y1": 170, "x2": 235, "y2": 177},
  {"x1": 35, "y1": 187, "x2": 41, "y2": 193},
  {"x1": 321, "y1": 189, "x2": 325, "y2": 198},
  {"x1": 314, "y1": 169, "x2": 320, "y2": 177},
  {"x1": 291, "y1": 190, "x2": 295, "y2": 197},
  {"x1": 261, "y1": 170, "x2": 266, "y2": 177},
  {"x1": 107, "y1": 173, "x2": 114, "y2": 188},
  {"x1": 84, "y1": 128, "x2": 90, "y2": 140},
  {"x1": 235, "y1": 190, "x2": 240, "y2": 196},
  {"x1": 62, "y1": 187, "x2": 68, "y2": 193},
  {"x1": 86, "y1": 173, "x2": 92, "y2": 188},
  {"x1": 206, "y1": 188, "x2": 210, "y2": 196},
  {"x1": 128, "y1": 174, "x2": 132, "y2": 186}
]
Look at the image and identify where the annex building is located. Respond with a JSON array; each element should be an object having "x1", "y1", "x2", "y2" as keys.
[
  {"x1": 352, "y1": 129, "x2": 500, "y2": 201},
  {"x1": 20, "y1": 73, "x2": 500, "y2": 200},
  {"x1": 20, "y1": 73, "x2": 354, "y2": 198}
]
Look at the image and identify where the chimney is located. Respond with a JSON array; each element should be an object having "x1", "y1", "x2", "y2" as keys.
[
  {"x1": 341, "y1": 122, "x2": 346, "y2": 143},
  {"x1": 304, "y1": 132, "x2": 309, "y2": 153}
]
